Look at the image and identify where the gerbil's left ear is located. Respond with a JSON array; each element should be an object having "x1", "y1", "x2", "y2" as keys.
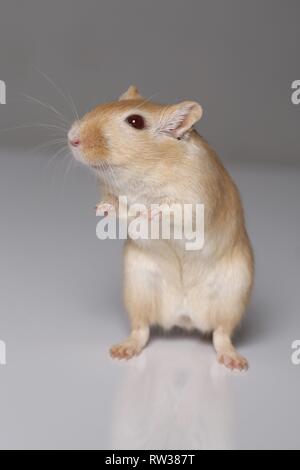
[
  {"x1": 119, "y1": 85, "x2": 143, "y2": 101},
  {"x1": 157, "y1": 101, "x2": 203, "y2": 139}
]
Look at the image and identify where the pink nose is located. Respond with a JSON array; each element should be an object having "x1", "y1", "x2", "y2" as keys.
[
  {"x1": 68, "y1": 125, "x2": 80, "y2": 147},
  {"x1": 69, "y1": 137, "x2": 80, "y2": 147}
]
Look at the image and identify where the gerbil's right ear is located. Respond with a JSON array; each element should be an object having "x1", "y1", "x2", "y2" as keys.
[
  {"x1": 119, "y1": 85, "x2": 143, "y2": 101},
  {"x1": 156, "y1": 101, "x2": 203, "y2": 139}
]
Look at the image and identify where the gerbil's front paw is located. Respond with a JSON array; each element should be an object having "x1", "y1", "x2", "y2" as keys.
[
  {"x1": 95, "y1": 201, "x2": 116, "y2": 217},
  {"x1": 217, "y1": 352, "x2": 249, "y2": 371},
  {"x1": 110, "y1": 341, "x2": 141, "y2": 360}
]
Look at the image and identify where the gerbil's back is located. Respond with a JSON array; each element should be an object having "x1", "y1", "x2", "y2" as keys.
[{"x1": 191, "y1": 131, "x2": 251, "y2": 250}]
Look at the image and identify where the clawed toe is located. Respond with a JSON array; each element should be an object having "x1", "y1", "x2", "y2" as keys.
[
  {"x1": 110, "y1": 342, "x2": 140, "y2": 360},
  {"x1": 217, "y1": 352, "x2": 248, "y2": 371},
  {"x1": 95, "y1": 203, "x2": 115, "y2": 217}
]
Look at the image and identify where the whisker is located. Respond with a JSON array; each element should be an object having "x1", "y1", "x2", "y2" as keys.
[
  {"x1": 62, "y1": 152, "x2": 74, "y2": 190},
  {"x1": 108, "y1": 163, "x2": 119, "y2": 191},
  {"x1": 0, "y1": 123, "x2": 68, "y2": 134},
  {"x1": 100, "y1": 162, "x2": 112, "y2": 192},
  {"x1": 100, "y1": 162, "x2": 110, "y2": 191},
  {"x1": 35, "y1": 66, "x2": 80, "y2": 122},
  {"x1": 45, "y1": 145, "x2": 69, "y2": 171},
  {"x1": 108, "y1": 165, "x2": 117, "y2": 192},
  {"x1": 32, "y1": 138, "x2": 67, "y2": 153},
  {"x1": 21, "y1": 93, "x2": 69, "y2": 126},
  {"x1": 135, "y1": 92, "x2": 159, "y2": 110},
  {"x1": 67, "y1": 90, "x2": 80, "y2": 122},
  {"x1": 107, "y1": 166, "x2": 114, "y2": 192}
]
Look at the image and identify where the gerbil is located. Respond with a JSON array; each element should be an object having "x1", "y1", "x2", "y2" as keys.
[{"x1": 68, "y1": 85, "x2": 254, "y2": 371}]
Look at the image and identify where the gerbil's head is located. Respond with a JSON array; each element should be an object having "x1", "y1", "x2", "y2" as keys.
[{"x1": 68, "y1": 86, "x2": 203, "y2": 170}]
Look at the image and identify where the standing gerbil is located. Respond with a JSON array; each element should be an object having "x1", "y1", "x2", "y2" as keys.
[{"x1": 68, "y1": 85, "x2": 254, "y2": 371}]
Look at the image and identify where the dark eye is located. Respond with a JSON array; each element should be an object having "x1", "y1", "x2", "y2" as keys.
[{"x1": 126, "y1": 114, "x2": 145, "y2": 130}]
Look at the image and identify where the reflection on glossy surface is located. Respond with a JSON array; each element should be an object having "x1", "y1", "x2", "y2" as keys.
[
  {"x1": 110, "y1": 337, "x2": 235, "y2": 450},
  {"x1": 1, "y1": 152, "x2": 300, "y2": 449}
]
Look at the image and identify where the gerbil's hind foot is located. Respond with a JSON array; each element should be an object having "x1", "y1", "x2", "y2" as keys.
[
  {"x1": 213, "y1": 326, "x2": 249, "y2": 372},
  {"x1": 217, "y1": 351, "x2": 248, "y2": 371},
  {"x1": 110, "y1": 340, "x2": 142, "y2": 360},
  {"x1": 110, "y1": 326, "x2": 150, "y2": 360}
]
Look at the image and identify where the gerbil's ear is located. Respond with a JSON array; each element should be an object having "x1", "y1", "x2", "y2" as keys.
[
  {"x1": 157, "y1": 101, "x2": 203, "y2": 139},
  {"x1": 119, "y1": 85, "x2": 143, "y2": 101}
]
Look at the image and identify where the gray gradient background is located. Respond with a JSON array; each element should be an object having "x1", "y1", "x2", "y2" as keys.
[{"x1": 0, "y1": 0, "x2": 300, "y2": 450}]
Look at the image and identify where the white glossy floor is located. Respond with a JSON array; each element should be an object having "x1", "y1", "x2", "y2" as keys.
[{"x1": 0, "y1": 149, "x2": 299, "y2": 450}]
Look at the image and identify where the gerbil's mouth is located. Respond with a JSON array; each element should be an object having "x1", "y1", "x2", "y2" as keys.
[
  {"x1": 90, "y1": 162, "x2": 112, "y2": 171},
  {"x1": 69, "y1": 145, "x2": 111, "y2": 171},
  {"x1": 69, "y1": 144, "x2": 86, "y2": 165}
]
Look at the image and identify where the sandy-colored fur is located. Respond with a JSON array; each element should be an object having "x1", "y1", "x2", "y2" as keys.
[{"x1": 69, "y1": 86, "x2": 254, "y2": 370}]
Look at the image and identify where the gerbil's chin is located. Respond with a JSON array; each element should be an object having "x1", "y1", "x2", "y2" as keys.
[
  {"x1": 69, "y1": 146, "x2": 109, "y2": 172},
  {"x1": 69, "y1": 146, "x2": 88, "y2": 166}
]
